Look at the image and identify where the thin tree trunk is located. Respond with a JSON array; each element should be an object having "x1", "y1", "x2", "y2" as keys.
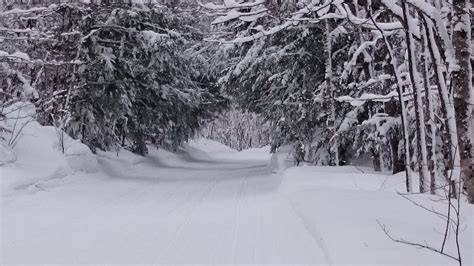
[
  {"x1": 423, "y1": 16, "x2": 460, "y2": 197},
  {"x1": 369, "y1": 13, "x2": 412, "y2": 192},
  {"x1": 452, "y1": 0, "x2": 474, "y2": 203},
  {"x1": 402, "y1": 0, "x2": 431, "y2": 193},
  {"x1": 325, "y1": 20, "x2": 339, "y2": 166},
  {"x1": 420, "y1": 15, "x2": 437, "y2": 194}
]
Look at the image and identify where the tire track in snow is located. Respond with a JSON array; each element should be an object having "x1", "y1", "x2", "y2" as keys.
[
  {"x1": 154, "y1": 176, "x2": 221, "y2": 263},
  {"x1": 252, "y1": 182, "x2": 260, "y2": 263},
  {"x1": 65, "y1": 183, "x2": 152, "y2": 262},
  {"x1": 230, "y1": 175, "x2": 247, "y2": 263},
  {"x1": 286, "y1": 197, "x2": 334, "y2": 265},
  {"x1": 71, "y1": 179, "x2": 187, "y2": 263},
  {"x1": 65, "y1": 179, "x2": 157, "y2": 226}
]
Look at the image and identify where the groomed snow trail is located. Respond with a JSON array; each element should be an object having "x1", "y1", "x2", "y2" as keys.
[
  {"x1": 2, "y1": 140, "x2": 472, "y2": 265},
  {"x1": 2, "y1": 143, "x2": 328, "y2": 264}
]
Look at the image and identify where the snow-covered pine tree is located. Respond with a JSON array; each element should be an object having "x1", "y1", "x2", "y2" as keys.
[{"x1": 1, "y1": 1, "x2": 227, "y2": 155}]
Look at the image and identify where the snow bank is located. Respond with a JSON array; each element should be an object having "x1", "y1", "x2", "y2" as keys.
[
  {"x1": 1, "y1": 102, "x2": 98, "y2": 195},
  {"x1": 279, "y1": 165, "x2": 473, "y2": 265},
  {"x1": 280, "y1": 165, "x2": 406, "y2": 194},
  {"x1": 96, "y1": 145, "x2": 193, "y2": 178},
  {"x1": 2, "y1": 128, "x2": 270, "y2": 196}
]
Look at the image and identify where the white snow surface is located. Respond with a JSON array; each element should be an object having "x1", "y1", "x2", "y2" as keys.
[
  {"x1": 1, "y1": 102, "x2": 98, "y2": 196},
  {"x1": 1, "y1": 124, "x2": 473, "y2": 264}
]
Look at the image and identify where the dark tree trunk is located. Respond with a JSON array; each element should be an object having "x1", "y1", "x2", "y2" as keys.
[{"x1": 452, "y1": 0, "x2": 474, "y2": 203}]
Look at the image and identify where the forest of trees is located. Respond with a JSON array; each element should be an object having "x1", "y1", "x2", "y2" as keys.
[
  {"x1": 1, "y1": 0, "x2": 473, "y2": 202},
  {"x1": 202, "y1": 0, "x2": 473, "y2": 202},
  {"x1": 1, "y1": 0, "x2": 228, "y2": 155},
  {"x1": 200, "y1": 108, "x2": 272, "y2": 151}
]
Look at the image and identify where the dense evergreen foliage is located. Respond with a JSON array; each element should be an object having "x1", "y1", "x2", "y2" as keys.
[
  {"x1": 1, "y1": 1, "x2": 228, "y2": 155},
  {"x1": 203, "y1": 0, "x2": 473, "y2": 200}
]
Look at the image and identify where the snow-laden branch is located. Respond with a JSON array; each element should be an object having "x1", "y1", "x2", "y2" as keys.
[
  {"x1": 340, "y1": 3, "x2": 410, "y2": 34},
  {"x1": 205, "y1": 0, "x2": 336, "y2": 43},
  {"x1": 361, "y1": 113, "x2": 401, "y2": 136},
  {"x1": 206, "y1": 20, "x2": 294, "y2": 43},
  {"x1": 204, "y1": 0, "x2": 415, "y2": 43},
  {"x1": 0, "y1": 6, "x2": 51, "y2": 17},
  {"x1": 211, "y1": 8, "x2": 268, "y2": 25},
  {"x1": 0, "y1": 63, "x2": 39, "y2": 100},
  {"x1": 405, "y1": 0, "x2": 456, "y2": 72},
  {"x1": 199, "y1": 0, "x2": 266, "y2": 11},
  {"x1": 0, "y1": 51, "x2": 83, "y2": 66},
  {"x1": 0, "y1": 51, "x2": 31, "y2": 61},
  {"x1": 343, "y1": 31, "x2": 382, "y2": 78},
  {"x1": 0, "y1": 27, "x2": 41, "y2": 34},
  {"x1": 337, "y1": 90, "x2": 398, "y2": 107},
  {"x1": 381, "y1": 0, "x2": 456, "y2": 72}
]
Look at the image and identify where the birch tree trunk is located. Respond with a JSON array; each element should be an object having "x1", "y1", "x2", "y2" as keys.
[
  {"x1": 423, "y1": 16, "x2": 460, "y2": 196},
  {"x1": 452, "y1": 0, "x2": 474, "y2": 203},
  {"x1": 402, "y1": 0, "x2": 431, "y2": 193},
  {"x1": 420, "y1": 15, "x2": 437, "y2": 194}
]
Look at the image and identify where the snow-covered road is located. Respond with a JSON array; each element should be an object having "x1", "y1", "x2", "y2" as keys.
[
  {"x1": 1, "y1": 140, "x2": 472, "y2": 264},
  {"x1": 2, "y1": 143, "x2": 327, "y2": 264}
]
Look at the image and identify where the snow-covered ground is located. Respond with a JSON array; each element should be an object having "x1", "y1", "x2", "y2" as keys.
[{"x1": 1, "y1": 132, "x2": 473, "y2": 264}]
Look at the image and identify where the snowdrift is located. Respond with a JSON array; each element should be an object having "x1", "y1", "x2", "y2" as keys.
[
  {"x1": 278, "y1": 165, "x2": 473, "y2": 265},
  {"x1": 0, "y1": 106, "x2": 267, "y2": 197},
  {"x1": 1, "y1": 102, "x2": 98, "y2": 195}
]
